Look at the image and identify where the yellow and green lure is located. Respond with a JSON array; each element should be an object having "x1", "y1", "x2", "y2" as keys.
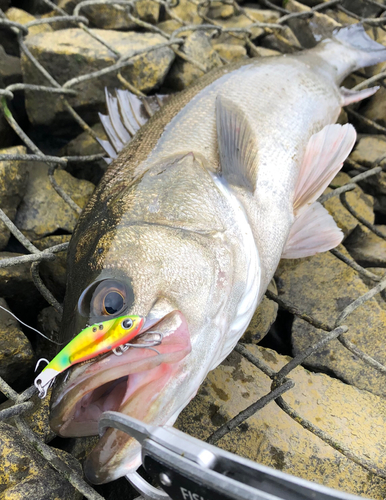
[{"x1": 34, "y1": 315, "x2": 144, "y2": 398}]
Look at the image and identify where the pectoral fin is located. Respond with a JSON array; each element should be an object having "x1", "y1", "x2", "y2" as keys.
[
  {"x1": 293, "y1": 123, "x2": 356, "y2": 214},
  {"x1": 282, "y1": 202, "x2": 343, "y2": 259},
  {"x1": 216, "y1": 95, "x2": 258, "y2": 191}
]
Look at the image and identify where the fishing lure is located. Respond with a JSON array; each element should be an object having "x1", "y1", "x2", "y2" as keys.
[{"x1": 34, "y1": 315, "x2": 144, "y2": 398}]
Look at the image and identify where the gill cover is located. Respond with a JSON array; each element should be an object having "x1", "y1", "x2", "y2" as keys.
[{"x1": 34, "y1": 315, "x2": 144, "y2": 398}]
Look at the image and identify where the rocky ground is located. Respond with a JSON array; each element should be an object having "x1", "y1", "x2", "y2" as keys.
[{"x1": 1, "y1": 0, "x2": 386, "y2": 499}]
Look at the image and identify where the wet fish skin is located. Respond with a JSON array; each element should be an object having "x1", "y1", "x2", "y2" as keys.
[{"x1": 50, "y1": 25, "x2": 386, "y2": 483}]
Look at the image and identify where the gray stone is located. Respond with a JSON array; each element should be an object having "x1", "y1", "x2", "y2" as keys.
[
  {"x1": 15, "y1": 163, "x2": 94, "y2": 240},
  {"x1": 166, "y1": 31, "x2": 222, "y2": 90},
  {"x1": 0, "y1": 422, "x2": 82, "y2": 499},
  {"x1": 323, "y1": 171, "x2": 374, "y2": 240},
  {"x1": 0, "y1": 45, "x2": 21, "y2": 87},
  {"x1": 242, "y1": 280, "x2": 278, "y2": 343},
  {"x1": 33, "y1": 234, "x2": 71, "y2": 298},
  {"x1": 0, "y1": 145, "x2": 29, "y2": 250},
  {"x1": 176, "y1": 346, "x2": 386, "y2": 499},
  {"x1": 21, "y1": 29, "x2": 175, "y2": 125},
  {"x1": 346, "y1": 225, "x2": 386, "y2": 267},
  {"x1": 275, "y1": 249, "x2": 386, "y2": 397},
  {"x1": 351, "y1": 135, "x2": 386, "y2": 167},
  {"x1": 0, "y1": 298, "x2": 34, "y2": 387}
]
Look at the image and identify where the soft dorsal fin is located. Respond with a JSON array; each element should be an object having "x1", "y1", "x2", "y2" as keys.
[
  {"x1": 97, "y1": 89, "x2": 170, "y2": 161},
  {"x1": 294, "y1": 123, "x2": 356, "y2": 214},
  {"x1": 340, "y1": 85, "x2": 379, "y2": 106},
  {"x1": 282, "y1": 202, "x2": 343, "y2": 259},
  {"x1": 216, "y1": 95, "x2": 258, "y2": 192}
]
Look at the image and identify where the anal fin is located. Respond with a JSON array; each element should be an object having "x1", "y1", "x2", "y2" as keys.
[
  {"x1": 282, "y1": 202, "x2": 343, "y2": 259},
  {"x1": 216, "y1": 95, "x2": 258, "y2": 191},
  {"x1": 340, "y1": 85, "x2": 379, "y2": 106}
]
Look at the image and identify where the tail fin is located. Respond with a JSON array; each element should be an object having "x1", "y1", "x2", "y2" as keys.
[{"x1": 333, "y1": 24, "x2": 386, "y2": 68}]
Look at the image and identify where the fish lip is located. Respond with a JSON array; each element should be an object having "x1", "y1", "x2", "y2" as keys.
[{"x1": 49, "y1": 310, "x2": 191, "y2": 439}]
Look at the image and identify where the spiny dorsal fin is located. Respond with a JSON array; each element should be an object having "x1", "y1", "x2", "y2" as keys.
[
  {"x1": 97, "y1": 89, "x2": 170, "y2": 161},
  {"x1": 216, "y1": 95, "x2": 258, "y2": 192},
  {"x1": 340, "y1": 85, "x2": 379, "y2": 106},
  {"x1": 282, "y1": 202, "x2": 343, "y2": 259},
  {"x1": 294, "y1": 123, "x2": 356, "y2": 214}
]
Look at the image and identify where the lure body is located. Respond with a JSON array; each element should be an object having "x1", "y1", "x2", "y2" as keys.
[{"x1": 35, "y1": 315, "x2": 144, "y2": 398}]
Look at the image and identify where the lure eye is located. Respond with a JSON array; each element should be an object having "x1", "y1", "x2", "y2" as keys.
[
  {"x1": 103, "y1": 291, "x2": 124, "y2": 315},
  {"x1": 122, "y1": 318, "x2": 133, "y2": 329}
]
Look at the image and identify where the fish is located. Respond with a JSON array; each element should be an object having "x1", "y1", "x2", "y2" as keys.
[{"x1": 47, "y1": 24, "x2": 386, "y2": 484}]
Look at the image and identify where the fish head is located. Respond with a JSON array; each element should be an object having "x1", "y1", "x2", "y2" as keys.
[{"x1": 49, "y1": 153, "x2": 238, "y2": 483}]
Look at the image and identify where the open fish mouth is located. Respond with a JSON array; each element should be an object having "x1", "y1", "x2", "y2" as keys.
[{"x1": 49, "y1": 310, "x2": 191, "y2": 482}]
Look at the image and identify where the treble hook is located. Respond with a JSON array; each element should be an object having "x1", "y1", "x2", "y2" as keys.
[{"x1": 112, "y1": 332, "x2": 164, "y2": 356}]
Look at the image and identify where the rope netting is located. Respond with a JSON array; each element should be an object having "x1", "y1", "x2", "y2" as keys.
[{"x1": 1, "y1": 0, "x2": 386, "y2": 498}]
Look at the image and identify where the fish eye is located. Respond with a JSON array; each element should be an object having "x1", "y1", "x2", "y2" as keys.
[
  {"x1": 78, "y1": 279, "x2": 134, "y2": 319},
  {"x1": 103, "y1": 291, "x2": 124, "y2": 315}
]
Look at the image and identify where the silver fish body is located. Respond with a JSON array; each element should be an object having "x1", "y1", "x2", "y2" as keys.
[{"x1": 48, "y1": 25, "x2": 386, "y2": 483}]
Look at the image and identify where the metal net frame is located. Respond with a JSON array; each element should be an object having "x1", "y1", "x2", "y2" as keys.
[{"x1": 0, "y1": 0, "x2": 386, "y2": 498}]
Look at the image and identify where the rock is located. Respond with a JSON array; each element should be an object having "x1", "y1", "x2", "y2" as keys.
[
  {"x1": 40, "y1": 11, "x2": 75, "y2": 31},
  {"x1": 0, "y1": 112, "x2": 16, "y2": 150},
  {"x1": 0, "y1": 422, "x2": 82, "y2": 499},
  {"x1": 0, "y1": 253, "x2": 34, "y2": 298},
  {"x1": 164, "y1": 0, "x2": 205, "y2": 25},
  {"x1": 0, "y1": 45, "x2": 22, "y2": 87},
  {"x1": 346, "y1": 225, "x2": 386, "y2": 267},
  {"x1": 0, "y1": 0, "x2": 10, "y2": 10},
  {"x1": 351, "y1": 135, "x2": 386, "y2": 167},
  {"x1": 284, "y1": 0, "x2": 340, "y2": 48},
  {"x1": 323, "y1": 171, "x2": 374, "y2": 240},
  {"x1": 215, "y1": 9, "x2": 280, "y2": 46},
  {"x1": 77, "y1": 3, "x2": 137, "y2": 30},
  {"x1": 208, "y1": 2, "x2": 235, "y2": 19},
  {"x1": 21, "y1": 29, "x2": 175, "y2": 126},
  {"x1": 275, "y1": 249, "x2": 386, "y2": 398},
  {"x1": 36, "y1": 306, "x2": 62, "y2": 363},
  {"x1": 346, "y1": 147, "x2": 386, "y2": 214},
  {"x1": 177, "y1": 346, "x2": 386, "y2": 499},
  {"x1": 0, "y1": 298, "x2": 34, "y2": 388},
  {"x1": 33, "y1": 234, "x2": 71, "y2": 298},
  {"x1": 249, "y1": 46, "x2": 281, "y2": 57},
  {"x1": 166, "y1": 31, "x2": 222, "y2": 90},
  {"x1": 260, "y1": 26, "x2": 302, "y2": 53},
  {"x1": 15, "y1": 163, "x2": 94, "y2": 240},
  {"x1": 135, "y1": 0, "x2": 160, "y2": 24},
  {"x1": 62, "y1": 123, "x2": 106, "y2": 157},
  {"x1": 0, "y1": 145, "x2": 29, "y2": 250},
  {"x1": 19, "y1": 393, "x2": 56, "y2": 443},
  {"x1": 61, "y1": 123, "x2": 107, "y2": 185},
  {"x1": 5, "y1": 7, "x2": 53, "y2": 37},
  {"x1": 242, "y1": 280, "x2": 278, "y2": 343},
  {"x1": 324, "y1": 9, "x2": 358, "y2": 26},
  {"x1": 362, "y1": 87, "x2": 386, "y2": 129},
  {"x1": 212, "y1": 43, "x2": 247, "y2": 61},
  {"x1": 156, "y1": 19, "x2": 183, "y2": 36}
]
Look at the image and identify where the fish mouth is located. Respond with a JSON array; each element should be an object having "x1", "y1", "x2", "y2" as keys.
[{"x1": 50, "y1": 310, "x2": 191, "y2": 483}]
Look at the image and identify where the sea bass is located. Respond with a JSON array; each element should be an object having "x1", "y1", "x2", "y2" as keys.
[{"x1": 48, "y1": 25, "x2": 386, "y2": 484}]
